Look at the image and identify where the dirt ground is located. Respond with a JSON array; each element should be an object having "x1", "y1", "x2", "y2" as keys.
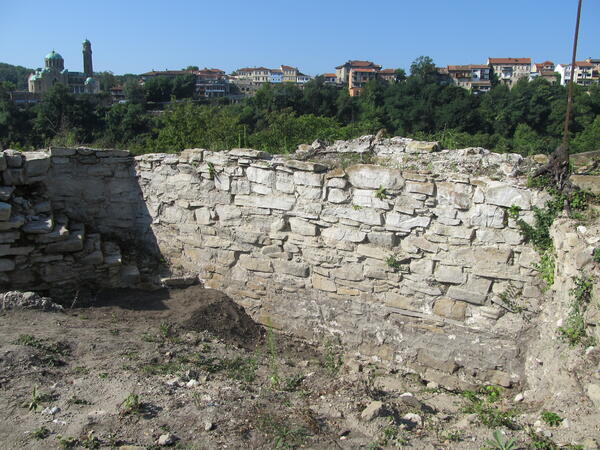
[{"x1": 0, "y1": 286, "x2": 598, "y2": 449}]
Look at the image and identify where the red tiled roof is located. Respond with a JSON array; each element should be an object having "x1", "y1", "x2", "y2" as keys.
[
  {"x1": 323, "y1": 73, "x2": 336, "y2": 77},
  {"x1": 336, "y1": 60, "x2": 380, "y2": 69},
  {"x1": 448, "y1": 64, "x2": 489, "y2": 71},
  {"x1": 281, "y1": 65, "x2": 297, "y2": 70},
  {"x1": 379, "y1": 68, "x2": 396, "y2": 73},
  {"x1": 576, "y1": 61, "x2": 593, "y2": 67},
  {"x1": 141, "y1": 70, "x2": 192, "y2": 76},
  {"x1": 488, "y1": 58, "x2": 531, "y2": 65}
]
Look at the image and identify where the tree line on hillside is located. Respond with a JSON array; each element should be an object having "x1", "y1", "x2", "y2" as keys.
[{"x1": 1, "y1": 57, "x2": 599, "y2": 155}]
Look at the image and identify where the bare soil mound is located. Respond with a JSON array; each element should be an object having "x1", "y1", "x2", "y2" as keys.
[{"x1": 182, "y1": 290, "x2": 264, "y2": 349}]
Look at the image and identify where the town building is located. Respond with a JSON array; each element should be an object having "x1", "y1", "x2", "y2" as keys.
[
  {"x1": 28, "y1": 40, "x2": 100, "y2": 94},
  {"x1": 487, "y1": 57, "x2": 532, "y2": 88},
  {"x1": 555, "y1": 61, "x2": 598, "y2": 86},
  {"x1": 322, "y1": 73, "x2": 338, "y2": 84},
  {"x1": 445, "y1": 65, "x2": 492, "y2": 93},
  {"x1": 334, "y1": 60, "x2": 399, "y2": 96},
  {"x1": 233, "y1": 65, "x2": 312, "y2": 85},
  {"x1": 529, "y1": 61, "x2": 557, "y2": 83}
]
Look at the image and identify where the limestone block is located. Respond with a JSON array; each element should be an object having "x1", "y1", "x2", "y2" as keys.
[
  {"x1": 436, "y1": 182, "x2": 473, "y2": 210},
  {"x1": 346, "y1": 164, "x2": 404, "y2": 190},
  {"x1": 434, "y1": 264, "x2": 465, "y2": 284},
  {"x1": 0, "y1": 258, "x2": 15, "y2": 272},
  {"x1": 23, "y1": 217, "x2": 53, "y2": 234},
  {"x1": 332, "y1": 264, "x2": 364, "y2": 281},
  {"x1": 447, "y1": 276, "x2": 492, "y2": 305},
  {"x1": 289, "y1": 217, "x2": 317, "y2": 236},
  {"x1": 357, "y1": 244, "x2": 397, "y2": 261},
  {"x1": 293, "y1": 171, "x2": 323, "y2": 187},
  {"x1": 215, "y1": 204, "x2": 242, "y2": 222},
  {"x1": 0, "y1": 232, "x2": 19, "y2": 244},
  {"x1": 296, "y1": 186, "x2": 322, "y2": 200},
  {"x1": 432, "y1": 298, "x2": 466, "y2": 320},
  {"x1": 468, "y1": 204, "x2": 505, "y2": 229},
  {"x1": 352, "y1": 189, "x2": 391, "y2": 210},
  {"x1": 332, "y1": 207, "x2": 382, "y2": 226},
  {"x1": 0, "y1": 187, "x2": 14, "y2": 201},
  {"x1": 433, "y1": 206, "x2": 458, "y2": 218},
  {"x1": 322, "y1": 226, "x2": 366, "y2": 243},
  {"x1": 275, "y1": 173, "x2": 295, "y2": 193},
  {"x1": 162, "y1": 206, "x2": 195, "y2": 224},
  {"x1": 386, "y1": 212, "x2": 431, "y2": 231},
  {"x1": 337, "y1": 286, "x2": 360, "y2": 296},
  {"x1": 251, "y1": 183, "x2": 272, "y2": 195},
  {"x1": 285, "y1": 160, "x2": 328, "y2": 172},
  {"x1": 239, "y1": 254, "x2": 273, "y2": 272},
  {"x1": 246, "y1": 166, "x2": 274, "y2": 185},
  {"x1": 406, "y1": 140, "x2": 439, "y2": 153},
  {"x1": 400, "y1": 236, "x2": 439, "y2": 254},
  {"x1": 231, "y1": 179, "x2": 251, "y2": 195},
  {"x1": 79, "y1": 250, "x2": 104, "y2": 265},
  {"x1": 328, "y1": 188, "x2": 349, "y2": 203},
  {"x1": 214, "y1": 174, "x2": 230, "y2": 191},
  {"x1": 234, "y1": 194, "x2": 295, "y2": 211},
  {"x1": 23, "y1": 152, "x2": 50, "y2": 178},
  {"x1": 0, "y1": 215, "x2": 25, "y2": 231},
  {"x1": 327, "y1": 177, "x2": 347, "y2": 189},
  {"x1": 367, "y1": 231, "x2": 396, "y2": 248},
  {"x1": 312, "y1": 273, "x2": 336, "y2": 292},
  {"x1": 485, "y1": 181, "x2": 531, "y2": 209},
  {"x1": 571, "y1": 175, "x2": 600, "y2": 195},
  {"x1": 0, "y1": 203, "x2": 11, "y2": 221},
  {"x1": 385, "y1": 292, "x2": 420, "y2": 311},
  {"x1": 405, "y1": 181, "x2": 435, "y2": 196},
  {"x1": 4, "y1": 150, "x2": 23, "y2": 167},
  {"x1": 228, "y1": 148, "x2": 270, "y2": 159},
  {"x1": 45, "y1": 230, "x2": 84, "y2": 253},
  {"x1": 273, "y1": 260, "x2": 310, "y2": 278},
  {"x1": 0, "y1": 245, "x2": 33, "y2": 256},
  {"x1": 194, "y1": 208, "x2": 212, "y2": 225},
  {"x1": 429, "y1": 223, "x2": 474, "y2": 240},
  {"x1": 3, "y1": 168, "x2": 25, "y2": 185},
  {"x1": 417, "y1": 350, "x2": 459, "y2": 374},
  {"x1": 409, "y1": 258, "x2": 434, "y2": 276}
]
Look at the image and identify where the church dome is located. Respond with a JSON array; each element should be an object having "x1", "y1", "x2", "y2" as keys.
[
  {"x1": 45, "y1": 51, "x2": 63, "y2": 61},
  {"x1": 85, "y1": 77, "x2": 97, "y2": 85}
]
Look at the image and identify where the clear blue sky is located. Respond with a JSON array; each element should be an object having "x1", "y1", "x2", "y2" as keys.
[{"x1": 2, "y1": 0, "x2": 598, "y2": 75}]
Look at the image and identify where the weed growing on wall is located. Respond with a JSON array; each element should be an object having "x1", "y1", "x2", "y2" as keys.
[{"x1": 558, "y1": 275, "x2": 595, "y2": 346}]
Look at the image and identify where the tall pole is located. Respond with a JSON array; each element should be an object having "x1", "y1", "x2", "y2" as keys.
[{"x1": 563, "y1": 0, "x2": 583, "y2": 145}]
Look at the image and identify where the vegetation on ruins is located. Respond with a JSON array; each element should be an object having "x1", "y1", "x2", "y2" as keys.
[{"x1": 1, "y1": 56, "x2": 600, "y2": 155}]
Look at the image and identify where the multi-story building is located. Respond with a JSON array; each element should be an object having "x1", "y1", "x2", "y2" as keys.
[
  {"x1": 335, "y1": 60, "x2": 382, "y2": 85},
  {"x1": 28, "y1": 40, "x2": 100, "y2": 94},
  {"x1": 487, "y1": 57, "x2": 531, "y2": 88},
  {"x1": 195, "y1": 69, "x2": 229, "y2": 98},
  {"x1": 281, "y1": 65, "x2": 299, "y2": 82},
  {"x1": 335, "y1": 60, "x2": 398, "y2": 96},
  {"x1": 322, "y1": 73, "x2": 338, "y2": 84},
  {"x1": 529, "y1": 61, "x2": 557, "y2": 83},
  {"x1": 233, "y1": 65, "x2": 311, "y2": 85},
  {"x1": 585, "y1": 58, "x2": 600, "y2": 84},
  {"x1": 555, "y1": 61, "x2": 597, "y2": 86},
  {"x1": 445, "y1": 65, "x2": 492, "y2": 93}
]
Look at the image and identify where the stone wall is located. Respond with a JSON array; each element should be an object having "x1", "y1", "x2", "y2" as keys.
[
  {"x1": 132, "y1": 137, "x2": 551, "y2": 389},
  {"x1": 0, "y1": 138, "x2": 560, "y2": 388},
  {"x1": 0, "y1": 148, "x2": 146, "y2": 297}
]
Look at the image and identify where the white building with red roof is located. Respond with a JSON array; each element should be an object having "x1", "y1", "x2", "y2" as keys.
[{"x1": 487, "y1": 57, "x2": 532, "y2": 88}]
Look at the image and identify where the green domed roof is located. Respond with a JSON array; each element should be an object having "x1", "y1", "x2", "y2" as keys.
[
  {"x1": 85, "y1": 77, "x2": 97, "y2": 85},
  {"x1": 45, "y1": 51, "x2": 63, "y2": 60}
]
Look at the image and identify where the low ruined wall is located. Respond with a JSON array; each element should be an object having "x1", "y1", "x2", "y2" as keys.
[
  {"x1": 131, "y1": 138, "x2": 550, "y2": 389},
  {"x1": 0, "y1": 139, "x2": 555, "y2": 388},
  {"x1": 0, "y1": 148, "x2": 143, "y2": 297}
]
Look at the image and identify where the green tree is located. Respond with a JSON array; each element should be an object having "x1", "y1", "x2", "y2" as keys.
[
  {"x1": 144, "y1": 76, "x2": 174, "y2": 102},
  {"x1": 124, "y1": 80, "x2": 146, "y2": 104}
]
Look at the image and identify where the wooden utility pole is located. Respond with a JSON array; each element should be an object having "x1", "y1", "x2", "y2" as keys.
[
  {"x1": 563, "y1": 0, "x2": 584, "y2": 145},
  {"x1": 534, "y1": 0, "x2": 583, "y2": 191}
]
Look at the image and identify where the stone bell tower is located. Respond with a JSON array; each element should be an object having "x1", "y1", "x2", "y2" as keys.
[{"x1": 83, "y1": 39, "x2": 93, "y2": 77}]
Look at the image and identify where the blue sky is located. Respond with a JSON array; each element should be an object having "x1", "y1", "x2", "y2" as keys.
[{"x1": 1, "y1": 0, "x2": 598, "y2": 75}]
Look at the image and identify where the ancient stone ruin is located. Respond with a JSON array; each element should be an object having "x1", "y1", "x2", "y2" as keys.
[{"x1": 1, "y1": 136, "x2": 598, "y2": 392}]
